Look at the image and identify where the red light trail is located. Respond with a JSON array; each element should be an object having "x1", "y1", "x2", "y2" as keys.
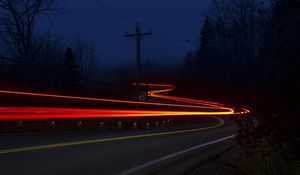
[{"x1": 0, "y1": 84, "x2": 249, "y2": 120}]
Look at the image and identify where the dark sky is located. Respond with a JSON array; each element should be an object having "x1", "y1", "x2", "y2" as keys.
[{"x1": 49, "y1": 0, "x2": 210, "y2": 67}]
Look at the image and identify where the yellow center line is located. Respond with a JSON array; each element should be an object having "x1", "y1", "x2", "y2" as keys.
[{"x1": 0, "y1": 118, "x2": 224, "y2": 155}]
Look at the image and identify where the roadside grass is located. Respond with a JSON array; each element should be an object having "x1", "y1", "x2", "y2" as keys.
[
  {"x1": 292, "y1": 162, "x2": 300, "y2": 175},
  {"x1": 235, "y1": 114, "x2": 298, "y2": 175}
]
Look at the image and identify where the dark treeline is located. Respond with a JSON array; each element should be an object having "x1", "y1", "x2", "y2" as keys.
[
  {"x1": 181, "y1": 0, "x2": 299, "y2": 174},
  {"x1": 0, "y1": 0, "x2": 123, "y2": 98}
]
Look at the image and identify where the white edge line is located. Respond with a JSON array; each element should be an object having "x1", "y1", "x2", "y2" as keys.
[{"x1": 119, "y1": 135, "x2": 235, "y2": 175}]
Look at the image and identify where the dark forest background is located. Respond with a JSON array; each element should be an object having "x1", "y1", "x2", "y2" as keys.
[{"x1": 180, "y1": 0, "x2": 300, "y2": 174}]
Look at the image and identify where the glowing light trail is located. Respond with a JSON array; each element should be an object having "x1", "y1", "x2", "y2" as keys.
[
  {"x1": 0, "y1": 108, "x2": 234, "y2": 120},
  {"x1": 0, "y1": 90, "x2": 226, "y2": 110},
  {"x1": 0, "y1": 83, "x2": 248, "y2": 120}
]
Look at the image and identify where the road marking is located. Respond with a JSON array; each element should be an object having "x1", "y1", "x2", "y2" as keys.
[
  {"x1": 119, "y1": 134, "x2": 235, "y2": 175},
  {"x1": 0, "y1": 118, "x2": 224, "y2": 155}
]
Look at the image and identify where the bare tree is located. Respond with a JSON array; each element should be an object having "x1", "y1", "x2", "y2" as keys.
[
  {"x1": 72, "y1": 39, "x2": 97, "y2": 82},
  {"x1": 0, "y1": 0, "x2": 59, "y2": 64}
]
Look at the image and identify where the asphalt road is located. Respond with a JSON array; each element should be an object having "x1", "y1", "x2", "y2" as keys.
[{"x1": 0, "y1": 117, "x2": 236, "y2": 175}]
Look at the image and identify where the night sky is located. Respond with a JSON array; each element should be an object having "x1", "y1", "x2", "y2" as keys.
[{"x1": 46, "y1": 0, "x2": 211, "y2": 67}]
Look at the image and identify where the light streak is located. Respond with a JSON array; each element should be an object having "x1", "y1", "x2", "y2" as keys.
[
  {"x1": 0, "y1": 108, "x2": 233, "y2": 120},
  {"x1": 0, "y1": 90, "x2": 224, "y2": 110},
  {"x1": 0, "y1": 83, "x2": 249, "y2": 120}
]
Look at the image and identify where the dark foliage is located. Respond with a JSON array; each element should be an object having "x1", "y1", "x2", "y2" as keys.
[{"x1": 181, "y1": 0, "x2": 300, "y2": 174}]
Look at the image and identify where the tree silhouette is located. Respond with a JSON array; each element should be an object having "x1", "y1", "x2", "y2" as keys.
[
  {"x1": 198, "y1": 17, "x2": 216, "y2": 58},
  {"x1": 181, "y1": 1, "x2": 300, "y2": 173},
  {"x1": 65, "y1": 47, "x2": 79, "y2": 86},
  {"x1": 0, "y1": 0, "x2": 59, "y2": 63}
]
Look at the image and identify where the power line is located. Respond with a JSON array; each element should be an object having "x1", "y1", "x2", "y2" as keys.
[
  {"x1": 67, "y1": 2, "x2": 194, "y2": 67},
  {"x1": 88, "y1": 0, "x2": 137, "y2": 24},
  {"x1": 75, "y1": 1, "x2": 191, "y2": 45},
  {"x1": 152, "y1": 36, "x2": 194, "y2": 43},
  {"x1": 87, "y1": 0, "x2": 154, "y2": 32},
  {"x1": 87, "y1": 0, "x2": 153, "y2": 31},
  {"x1": 68, "y1": 8, "x2": 127, "y2": 32}
]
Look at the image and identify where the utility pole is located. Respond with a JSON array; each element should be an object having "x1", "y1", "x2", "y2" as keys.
[
  {"x1": 144, "y1": 58, "x2": 151, "y2": 102},
  {"x1": 125, "y1": 23, "x2": 152, "y2": 100}
]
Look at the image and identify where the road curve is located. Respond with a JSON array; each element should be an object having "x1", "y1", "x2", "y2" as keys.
[
  {"x1": 0, "y1": 117, "x2": 236, "y2": 175},
  {"x1": 0, "y1": 84, "x2": 242, "y2": 174}
]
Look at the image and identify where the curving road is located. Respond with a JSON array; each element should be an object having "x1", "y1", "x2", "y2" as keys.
[
  {"x1": 0, "y1": 117, "x2": 236, "y2": 175},
  {"x1": 0, "y1": 83, "x2": 247, "y2": 174}
]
